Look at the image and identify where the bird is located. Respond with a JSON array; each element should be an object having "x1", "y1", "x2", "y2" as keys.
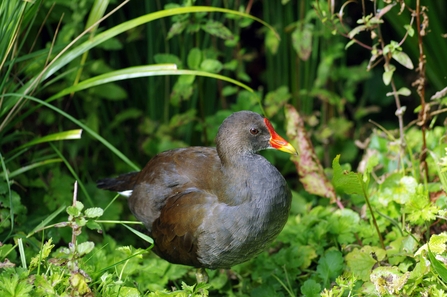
[{"x1": 97, "y1": 111, "x2": 296, "y2": 281}]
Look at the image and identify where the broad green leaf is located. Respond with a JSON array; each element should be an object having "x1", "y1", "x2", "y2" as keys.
[
  {"x1": 332, "y1": 155, "x2": 364, "y2": 195},
  {"x1": 200, "y1": 59, "x2": 223, "y2": 73},
  {"x1": 300, "y1": 279, "x2": 321, "y2": 297},
  {"x1": 346, "y1": 246, "x2": 386, "y2": 281},
  {"x1": 77, "y1": 241, "x2": 95, "y2": 256},
  {"x1": 317, "y1": 250, "x2": 344, "y2": 287},
  {"x1": 187, "y1": 48, "x2": 202, "y2": 69},
  {"x1": 86, "y1": 221, "x2": 102, "y2": 232},
  {"x1": 392, "y1": 51, "x2": 414, "y2": 69}
]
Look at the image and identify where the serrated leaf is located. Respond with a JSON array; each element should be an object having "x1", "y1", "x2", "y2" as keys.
[
  {"x1": 84, "y1": 207, "x2": 104, "y2": 218},
  {"x1": 76, "y1": 241, "x2": 95, "y2": 256},
  {"x1": 187, "y1": 48, "x2": 202, "y2": 70},
  {"x1": 300, "y1": 279, "x2": 321, "y2": 297},
  {"x1": 332, "y1": 155, "x2": 364, "y2": 195},
  {"x1": 392, "y1": 51, "x2": 414, "y2": 69},
  {"x1": 201, "y1": 20, "x2": 233, "y2": 40},
  {"x1": 200, "y1": 59, "x2": 223, "y2": 73},
  {"x1": 317, "y1": 250, "x2": 344, "y2": 287},
  {"x1": 346, "y1": 246, "x2": 386, "y2": 281}
]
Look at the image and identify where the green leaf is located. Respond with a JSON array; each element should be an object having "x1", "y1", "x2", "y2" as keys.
[
  {"x1": 86, "y1": 221, "x2": 102, "y2": 232},
  {"x1": 167, "y1": 20, "x2": 188, "y2": 39},
  {"x1": 67, "y1": 206, "x2": 81, "y2": 217},
  {"x1": 200, "y1": 59, "x2": 223, "y2": 73},
  {"x1": 74, "y1": 201, "x2": 84, "y2": 211},
  {"x1": 222, "y1": 86, "x2": 238, "y2": 96},
  {"x1": 387, "y1": 87, "x2": 411, "y2": 97},
  {"x1": 301, "y1": 279, "x2": 321, "y2": 297},
  {"x1": 382, "y1": 64, "x2": 395, "y2": 85},
  {"x1": 292, "y1": 24, "x2": 313, "y2": 61},
  {"x1": 153, "y1": 53, "x2": 182, "y2": 67},
  {"x1": 404, "y1": 24, "x2": 415, "y2": 37},
  {"x1": 404, "y1": 184, "x2": 438, "y2": 224},
  {"x1": 201, "y1": 20, "x2": 233, "y2": 40},
  {"x1": 345, "y1": 246, "x2": 386, "y2": 281},
  {"x1": 428, "y1": 244, "x2": 447, "y2": 283},
  {"x1": 317, "y1": 250, "x2": 344, "y2": 287},
  {"x1": 12, "y1": 130, "x2": 82, "y2": 153},
  {"x1": 90, "y1": 83, "x2": 127, "y2": 100},
  {"x1": 84, "y1": 207, "x2": 104, "y2": 218},
  {"x1": 392, "y1": 51, "x2": 414, "y2": 69},
  {"x1": 76, "y1": 241, "x2": 95, "y2": 256},
  {"x1": 429, "y1": 233, "x2": 447, "y2": 254},
  {"x1": 332, "y1": 155, "x2": 364, "y2": 195},
  {"x1": 348, "y1": 25, "x2": 367, "y2": 39},
  {"x1": 265, "y1": 27, "x2": 280, "y2": 55},
  {"x1": 187, "y1": 48, "x2": 202, "y2": 70}
]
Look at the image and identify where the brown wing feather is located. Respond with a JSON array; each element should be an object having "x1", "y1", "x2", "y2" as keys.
[{"x1": 127, "y1": 147, "x2": 222, "y2": 267}]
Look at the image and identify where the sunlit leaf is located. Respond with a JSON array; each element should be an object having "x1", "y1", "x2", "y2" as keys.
[{"x1": 392, "y1": 51, "x2": 414, "y2": 69}]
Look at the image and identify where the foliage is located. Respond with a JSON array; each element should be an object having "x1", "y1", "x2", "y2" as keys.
[{"x1": 0, "y1": 0, "x2": 446, "y2": 296}]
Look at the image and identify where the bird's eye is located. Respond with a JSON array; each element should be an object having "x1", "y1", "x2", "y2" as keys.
[{"x1": 249, "y1": 128, "x2": 259, "y2": 135}]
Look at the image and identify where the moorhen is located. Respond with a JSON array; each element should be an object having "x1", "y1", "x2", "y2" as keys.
[{"x1": 97, "y1": 111, "x2": 296, "y2": 275}]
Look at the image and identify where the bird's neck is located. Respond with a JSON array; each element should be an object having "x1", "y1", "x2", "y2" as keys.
[{"x1": 220, "y1": 154, "x2": 285, "y2": 206}]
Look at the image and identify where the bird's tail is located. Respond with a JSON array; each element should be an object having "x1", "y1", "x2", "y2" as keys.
[{"x1": 97, "y1": 172, "x2": 139, "y2": 197}]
